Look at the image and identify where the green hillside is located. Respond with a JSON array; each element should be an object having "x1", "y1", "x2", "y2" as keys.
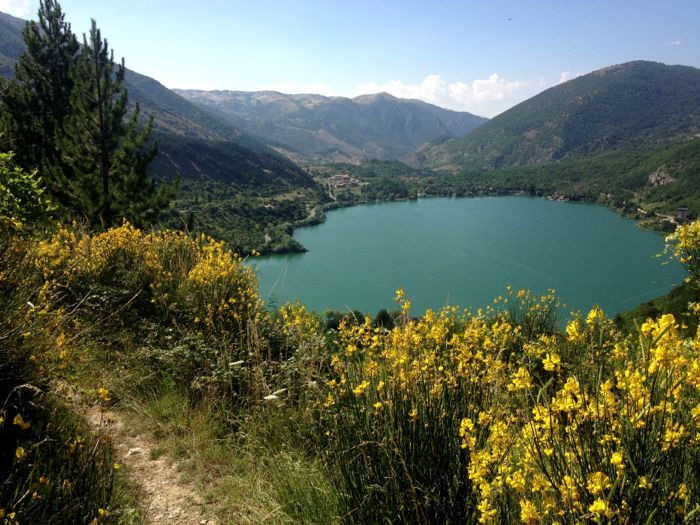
[{"x1": 419, "y1": 61, "x2": 700, "y2": 171}]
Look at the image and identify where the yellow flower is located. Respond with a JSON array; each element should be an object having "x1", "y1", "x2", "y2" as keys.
[
  {"x1": 586, "y1": 305, "x2": 605, "y2": 325},
  {"x1": 542, "y1": 353, "x2": 561, "y2": 372},
  {"x1": 373, "y1": 401, "x2": 383, "y2": 412},
  {"x1": 39, "y1": 475, "x2": 49, "y2": 484},
  {"x1": 96, "y1": 387, "x2": 111, "y2": 402},
  {"x1": 589, "y1": 498, "x2": 612, "y2": 517},
  {"x1": 565, "y1": 319, "x2": 583, "y2": 342},
  {"x1": 113, "y1": 463, "x2": 121, "y2": 470},
  {"x1": 638, "y1": 476, "x2": 652, "y2": 489},
  {"x1": 676, "y1": 483, "x2": 689, "y2": 501},
  {"x1": 610, "y1": 451, "x2": 625, "y2": 474},
  {"x1": 587, "y1": 471, "x2": 611, "y2": 496},
  {"x1": 409, "y1": 407, "x2": 419, "y2": 423},
  {"x1": 508, "y1": 367, "x2": 533, "y2": 391},
  {"x1": 520, "y1": 499, "x2": 540, "y2": 524},
  {"x1": 13, "y1": 413, "x2": 30, "y2": 431},
  {"x1": 15, "y1": 446, "x2": 26, "y2": 460},
  {"x1": 352, "y1": 380, "x2": 370, "y2": 396}
]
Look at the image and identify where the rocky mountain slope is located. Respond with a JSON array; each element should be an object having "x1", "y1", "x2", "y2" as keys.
[{"x1": 175, "y1": 89, "x2": 487, "y2": 164}]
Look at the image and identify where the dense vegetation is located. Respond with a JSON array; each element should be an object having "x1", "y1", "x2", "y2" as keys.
[
  {"x1": 418, "y1": 61, "x2": 700, "y2": 171},
  {"x1": 3, "y1": 166, "x2": 700, "y2": 521},
  {"x1": 0, "y1": 0, "x2": 170, "y2": 228}
]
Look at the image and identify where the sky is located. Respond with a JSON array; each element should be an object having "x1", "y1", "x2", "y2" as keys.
[{"x1": 1, "y1": 0, "x2": 699, "y2": 117}]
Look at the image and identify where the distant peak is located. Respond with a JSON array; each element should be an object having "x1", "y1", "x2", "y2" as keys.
[{"x1": 353, "y1": 92, "x2": 399, "y2": 104}]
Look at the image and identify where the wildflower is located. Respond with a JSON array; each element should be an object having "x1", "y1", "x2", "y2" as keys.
[
  {"x1": 13, "y1": 413, "x2": 30, "y2": 430},
  {"x1": 409, "y1": 407, "x2": 419, "y2": 423},
  {"x1": 39, "y1": 475, "x2": 49, "y2": 484},
  {"x1": 352, "y1": 380, "x2": 370, "y2": 396},
  {"x1": 589, "y1": 498, "x2": 612, "y2": 518},
  {"x1": 586, "y1": 305, "x2": 605, "y2": 325},
  {"x1": 565, "y1": 319, "x2": 583, "y2": 342},
  {"x1": 373, "y1": 401, "x2": 383, "y2": 413},
  {"x1": 662, "y1": 424, "x2": 686, "y2": 451},
  {"x1": 610, "y1": 451, "x2": 625, "y2": 474},
  {"x1": 675, "y1": 483, "x2": 689, "y2": 501},
  {"x1": 15, "y1": 447, "x2": 26, "y2": 460},
  {"x1": 113, "y1": 463, "x2": 121, "y2": 470},
  {"x1": 587, "y1": 471, "x2": 611, "y2": 496},
  {"x1": 96, "y1": 387, "x2": 111, "y2": 402},
  {"x1": 508, "y1": 367, "x2": 533, "y2": 391},
  {"x1": 520, "y1": 499, "x2": 540, "y2": 524},
  {"x1": 542, "y1": 353, "x2": 561, "y2": 372},
  {"x1": 638, "y1": 476, "x2": 652, "y2": 489}
]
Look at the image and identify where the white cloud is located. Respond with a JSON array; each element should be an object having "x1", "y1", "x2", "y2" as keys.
[
  {"x1": 0, "y1": 0, "x2": 31, "y2": 17},
  {"x1": 262, "y1": 81, "x2": 336, "y2": 97},
  {"x1": 559, "y1": 71, "x2": 583, "y2": 84},
  {"x1": 353, "y1": 73, "x2": 530, "y2": 117},
  {"x1": 666, "y1": 39, "x2": 683, "y2": 46}
]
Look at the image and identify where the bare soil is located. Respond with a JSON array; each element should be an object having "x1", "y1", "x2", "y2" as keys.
[{"x1": 85, "y1": 405, "x2": 217, "y2": 525}]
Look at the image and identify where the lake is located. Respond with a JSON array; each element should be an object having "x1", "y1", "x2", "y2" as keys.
[{"x1": 254, "y1": 197, "x2": 687, "y2": 318}]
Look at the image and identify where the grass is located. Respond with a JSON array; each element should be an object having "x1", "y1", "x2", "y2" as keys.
[{"x1": 112, "y1": 378, "x2": 340, "y2": 524}]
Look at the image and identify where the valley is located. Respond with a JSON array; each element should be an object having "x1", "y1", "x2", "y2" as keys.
[{"x1": 2, "y1": 2, "x2": 700, "y2": 523}]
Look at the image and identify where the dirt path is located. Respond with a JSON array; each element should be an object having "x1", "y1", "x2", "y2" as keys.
[{"x1": 85, "y1": 406, "x2": 216, "y2": 525}]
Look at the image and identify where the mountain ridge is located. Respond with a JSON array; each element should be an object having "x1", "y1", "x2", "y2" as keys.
[
  {"x1": 417, "y1": 60, "x2": 700, "y2": 171},
  {"x1": 174, "y1": 88, "x2": 488, "y2": 164},
  {"x1": 0, "y1": 10, "x2": 314, "y2": 189}
]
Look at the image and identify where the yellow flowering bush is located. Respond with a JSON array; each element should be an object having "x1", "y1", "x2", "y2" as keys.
[
  {"x1": 321, "y1": 277, "x2": 700, "y2": 523},
  {"x1": 667, "y1": 219, "x2": 700, "y2": 284},
  {"x1": 32, "y1": 222, "x2": 262, "y2": 338},
  {"x1": 322, "y1": 289, "x2": 559, "y2": 523},
  {"x1": 1, "y1": 229, "x2": 118, "y2": 522}
]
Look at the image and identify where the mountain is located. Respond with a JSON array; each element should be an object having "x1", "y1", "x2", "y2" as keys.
[
  {"x1": 0, "y1": 11, "x2": 314, "y2": 189},
  {"x1": 173, "y1": 89, "x2": 488, "y2": 164},
  {"x1": 418, "y1": 61, "x2": 700, "y2": 171}
]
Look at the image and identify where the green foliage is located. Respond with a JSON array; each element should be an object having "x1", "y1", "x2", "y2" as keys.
[
  {"x1": 0, "y1": 0, "x2": 79, "y2": 207},
  {"x1": 1, "y1": 2, "x2": 171, "y2": 229},
  {"x1": 63, "y1": 19, "x2": 167, "y2": 228},
  {"x1": 0, "y1": 152, "x2": 54, "y2": 232},
  {"x1": 421, "y1": 61, "x2": 700, "y2": 171},
  {"x1": 162, "y1": 178, "x2": 323, "y2": 255}
]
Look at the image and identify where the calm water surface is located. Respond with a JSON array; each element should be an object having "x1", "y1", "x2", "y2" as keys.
[{"x1": 254, "y1": 197, "x2": 686, "y2": 317}]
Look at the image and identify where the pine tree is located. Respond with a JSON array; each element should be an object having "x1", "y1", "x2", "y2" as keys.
[
  {"x1": 0, "y1": 0, "x2": 79, "y2": 207},
  {"x1": 63, "y1": 20, "x2": 169, "y2": 227}
]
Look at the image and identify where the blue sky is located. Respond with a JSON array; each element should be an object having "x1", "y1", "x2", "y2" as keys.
[{"x1": 1, "y1": 0, "x2": 698, "y2": 116}]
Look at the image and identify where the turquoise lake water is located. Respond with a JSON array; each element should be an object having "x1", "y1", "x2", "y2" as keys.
[{"x1": 254, "y1": 197, "x2": 687, "y2": 318}]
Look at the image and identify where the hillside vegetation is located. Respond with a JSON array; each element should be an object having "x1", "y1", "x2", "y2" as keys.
[
  {"x1": 419, "y1": 61, "x2": 700, "y2": 171},
  {"x1": 3, "y1": 177, "x2": 700, "y2": 522}
]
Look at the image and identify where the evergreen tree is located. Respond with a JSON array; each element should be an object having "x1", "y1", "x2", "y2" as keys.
[
  {"x1": 0, "y1": 0, "x2": 79, "y2": 207},
  {"x1": 62, "y1": 20, "x2": 169, "y2": 227}
]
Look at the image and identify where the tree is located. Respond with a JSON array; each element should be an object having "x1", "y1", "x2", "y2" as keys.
[
  {"x1": 62, "y1": 19, "x2": 170, "y2": 227},
  {"x1": 0, "y1": 0, "x2": 79, "y2": 207}
]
